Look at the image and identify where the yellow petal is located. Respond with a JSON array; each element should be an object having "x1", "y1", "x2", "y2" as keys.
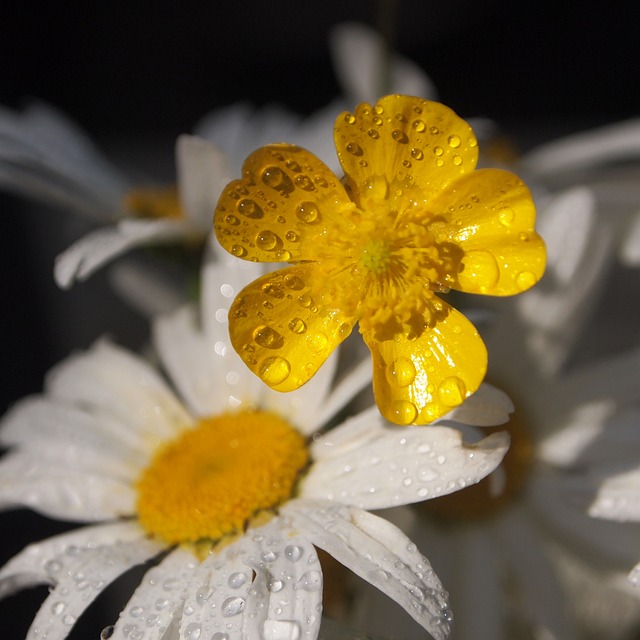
[
  {"x1": 425, "y1": 168, "x2": 546, "y2": 296},
  {"x1": 362, "y1": 300, "x2": 487, "y2": 425},
  {"x1": 228, "y1": 263, "x2": 358, "y2": 392},
  {"x1": 214, "y1": 144, "x2": 352, "y2": 263},
  {"x1": 334, "y1": 95, "x2": 478, "y2": 213}
]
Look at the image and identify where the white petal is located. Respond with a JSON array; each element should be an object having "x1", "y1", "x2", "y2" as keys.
[
  {"x1": 45, "y1": 340, "x2": 191, "y2": 448},
  {"x1": 620, "y1": 211, "x2": 640, "y2": 266},
  {"x1": 0, "y1": 521, "x2": 146, "y2": 599},
  {"x1": 111, "y1": 547, "x2": 197, "y2": 640},
  {"x1": 329, "y1": 22, "x2": 437, "y2": 105},
  {"x1": 521, "y1": 117, "x2": 640, "y2": 180},
  {"x1": 188, "y1": 518, "x2": 323, "y2": 640},
  {"x1": 304, "y1": 419, "x2": 509, "y2": 509},
  {"x1": 495, "y1": 507, "x2": 578, "y2": 640},
  {"x1": 283, "y1": 500, "x2": 452, "y2": 640},
  {"x1": 589, "y1": 469, "x2": 640, "y2": 521},
  {"x1": 176, "y1": 135, "x2": 232, "y2": 230},
  {"x1": 440, "y1": 383, "x2": 514, "y2": 427},
  {"x1": 0, "y1": 450, "x2": 135, "y2": 520},
  {"x1": 54, "y1": 218, "x2": 190, "y2": 288},
  {"x1": 629, "y1": 562, "x2": 640, "y2": 587},
  {"x1": 25, "y1": 536, "x2": 161, "y2": 640}
]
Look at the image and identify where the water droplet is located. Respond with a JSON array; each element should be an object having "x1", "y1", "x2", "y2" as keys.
[
  {"x1": 452, "y1": 154, "x2": 463, "y2": 166},
  {"x1": 386, "y1": 357, "x2": 416, "y2": 388},
  {"x1": 145, "y1": 614, "x2": 159, "y2": 627},
  {"x1": 436, "y1": 159, "x2": 444, "y2": 167},
  {"x1": 256, "y1": 230, "x2": 280, "y2": 251},
  {"x1": 253, "y1": 326, "x2": 285, "y2": 349},
  {"x1": 298, "y1": 294, "x2": 312, "y2": 308},
  {"x1": 391, "y1": 400, "x2": 418, "y2": 425},
  {"x1": 285, "y1": 159, "x2": 302, "y2": 172},
  {"x1": 430, "y1": 126, "x2": 440, "y2": 135},
  {"x1": 296, "y1": 570, "x2": 322, "y2": 591},
  {"x1": 410, "y1": 148, "x2": 424, "y2": 160},
  {"x1": 373, "y1": 116, "x2": 383, "y2": 126},
  {"x1": 412, "y1": 119, "x2": 426, "y2": 133},
  {"x1": 262, "y1": 550, "x2": 278, "y2": 562},
  {"x1": 100, "y1": 626, "x2": 115, "y2": 640},
  {"x1": 417, "y1": 487, "x2": 430, "y2": 498},
  {"x1": 231, "y1": 244, "x2": 247, "y2": 258},
  {"x1": 51, "y1": 601, "x2": 66, "y2": 616},
  {"x1": 437, "y1": 376, "x2": 467, "y2": 407},
  {"x1": 224, "y1": 214, "x2": 240, "y2": 226},
  {"x1": 344, "y1": 114, "x2": 356, "y2": 124},
  {"x1": 458, "y1": 250, "x2": 500, "y2": 292},
  {"x1": 211, "y1": 634, "x2": 229, "y2": 640},
  {"x1": 285, "y1": 544, "x2": 303, "y2": 562},
  {"x1": 295, "y1": 202, "x2": 320, "y2": 224},
  {"x1": 184, "y1": 622, "x2": 202, "y2": 640},
  {"x1": 433, "y1": 146, "x2": 444, "y2": 157},
  {"x1": 130, "y1": 606, "x2": 143, "y2": 618},
  {"x1": 45, "y1": 560, "x2": 62, "y2": 575},
  {"x1": 285, "y1": 230, "x2": 299, "y2": 242},
  {"x1": 262, "y1": 619, "x2": 301, "y2": 640},
  {"x1": 275, "y1": 249, "x2": 291, "y2": 261},
  {"x1": 516, "y1": 271, "x2": 537, "y2": 291},
  {"x1": 373, "y1": 104, "x2": 384, "y2": 115},
  {"x1": 228, "y1": 572, "x2": 247, "y2": 589},
  {"x1": 259, "y1": 356, "x2": 291, "y2": 386},
  {"x1": 237, "y1": 199, "x2": 264, "y2": 219},
  {"x1": 367, "y1": 128, "x2": 379, "y2": 139},
  {"x1": 262, "y1": 166, "x2": 293, "y2": 193},
  {"x1": 288, "y1": 317, "x2": 307, "y2": 334},
  {"x1": 268, "y1": 576, "x2": 284, "y2": 592},
  {"x1": 155, "y1": 598, "x2": 169, "y2": 610},
  {"x1": 262, "y1": 283, "x2": 284, "y2": 298},
  {"x1": 222, "y1": 596, "x2": 245, "y2": 617},
  {"x1": 403, "y1": 477, "x2": 413, "y2": 486},
  {"x1": 498, "y1": 206, "x2": 515, "y2": 226},
  {"x1": 364, "y1": 175, "x2": 389, "y2": 200},
  {"x1": 391, "y1": 129, "x2": 409, "y2": 144},
  {"x1": 448, "y1": 134, "x2": 461, "y2": 148},
  {"x1": 62, "y1": 614, "x2": 76, "y2": 626},
  {"x1": 195, "y1": 586, "x2": 213, "y2": 605},
  {"x1": 295, "y1": 174, "x2": 315, "y2": 191},
  {"x1": 402, "y1": 160, "x2": 412, "y2": 168},
  {"x1": 306, "y1": 332, "x2": 328, "y2": 353}
]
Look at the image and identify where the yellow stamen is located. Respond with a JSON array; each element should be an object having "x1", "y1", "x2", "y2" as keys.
[
  {"x1": 420, "y1": 406, "x2": 534, "y2": 522},
  {"x1": 136, "y1": 411, "x2": 309, "y2": 545},
  {"x1": 123, "y1": 186, "x2": 183, "y2": 220}
]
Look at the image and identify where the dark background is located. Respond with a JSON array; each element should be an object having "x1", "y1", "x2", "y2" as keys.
[{"x1": 1, "y1": 1, "x2": 639, "y2": 638}]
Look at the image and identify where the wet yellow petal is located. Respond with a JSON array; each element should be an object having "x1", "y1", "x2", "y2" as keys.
[
  {"x1": 334, "y1": 95, "x2": 478, "y2": 213},
  {"x1": 228, "y1": 263, "x2": 358, "y2": 392},
  {"x1": 425, "y1": 168, "x2": 546, "y2": 296},
  {"x1": 214, "y1": 144, "x2": 352, "y2": 263},
  {"x1": 362, "y1": 300, "x2": 487, "y2": 425}
]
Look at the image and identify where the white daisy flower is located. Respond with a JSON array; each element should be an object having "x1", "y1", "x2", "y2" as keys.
[
  {"x1": 350, "y1": 186, "x2": 640, "y2": 640},
  {"x1": 0, "y1": 233, "x2": 513, "y2": 640}
]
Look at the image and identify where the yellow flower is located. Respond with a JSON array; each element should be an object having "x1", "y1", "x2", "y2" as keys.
[{"x1": 214, "y1": 95, "x2": 546, "y2": 425}]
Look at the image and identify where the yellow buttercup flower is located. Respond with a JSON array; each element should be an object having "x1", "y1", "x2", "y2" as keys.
[{"x1": 214, "y1": 95, "x2": 546, "y2": 425}]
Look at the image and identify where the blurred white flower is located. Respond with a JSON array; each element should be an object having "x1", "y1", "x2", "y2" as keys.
[
  {"x1": 0, "y1": 232, "x2": 515, "y2": 640},
  {"x1": 351, "y1": 185, "x2": 640, "y2": 640}
]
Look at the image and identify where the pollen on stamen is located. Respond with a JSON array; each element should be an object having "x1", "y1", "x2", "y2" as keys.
[{"x1": 136, "y1": 411, "x2": 309, "y2": 546}]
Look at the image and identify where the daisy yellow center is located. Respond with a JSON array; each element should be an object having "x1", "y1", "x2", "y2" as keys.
[
  {"x1": 420, "y1": 406, "x2": 534, "y2": 523},
  {"x1": 123, "y1": 186, "x2": 183, "y2": 220},
  {"x1": 136, "y1": 411, "x2": 309, "y2": 545}
]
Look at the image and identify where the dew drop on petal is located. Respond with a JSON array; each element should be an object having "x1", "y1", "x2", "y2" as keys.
[
  {"x1": 296, "y1": 570, "x2": 322, "y2": 591},
  {"x1": 391, "y1": 129, "x2": 409, "y2": 144},
  {"x1": 231, "y1": 244, "x2": 247, "y2": 258},
  {"x1": 256, "y1": 230, "x2": 280, "y2": 251},
  {"x1": 222, "y1": 596, "x2": 246, "y2": 617},
  {"x1": 516, "y1": 271, "x2": 538, "y2": 291},
  {"x1": 253, "y1": 326, "x2": 285, "y2": 349},
  {"x1": 433, "y1": 146, "x2": 444, "y2": 157},
  {"x1": 258, "y1": 356, "x2": 291, "y2": 386},
  {"x1": 288, "y1": 317, "x2": 307, "y2": 334},
  {"x1": 391, "y1": 400, "x2": 418, "y2": 425},
  {"x1": 344, "y1": 114, "x2": 356, "y2": 124},
  {"x1": 237, "y1": 199, "x2": 264, "y2": 219},
  {"x1": 306, "y1": 332, "x2": 328, "y2": 353},
  {"x1": 412, "y1": 119, "x2": 426, "y2": 133},
  {"x1": 410, "y1": 148, "x2": 424, "y2": 161},
  {"x1": 346, "y1": 142, "x2": 363, "y2": 156},
  {"x1": 437, "y1": 376, "x2": 467, "y2": 407},
  {"x1": 452, "y1": 155, "x2": 463, "y2": 166},
  {"x1": 228, "y1": 572, "x2": 247, "y2": 589},
  {"x1": 285, "y1": 545, "x2": 303, "y2": 562},
  {"x1": 458, "y1": 250, "x2": 500, "y2": 292},
  {"x1": 386, "y1": 357, "x2": 416, "y2": 388},
  {"x1": 498, "y1": 206, "x2": 516, "y2": 226},
  {"x1": 100, "y1": 626, "x2": 115, "y2": 640},
  {"x1": 295, "y1": 202, "x2": 320, "y2": 224},
  {"x1": 367, "y1": 128, "x2": 379, "y2": 139},
  {"x1": 268, "y1": 576, "x2": 284, "y2": 592},
  {"x1": 448, "y1": 134, "x2": 461, "y2": 148},
  {"x1": 184, "y1": 622, "x2": 202, "y2": 640},
  {"x1": 211, "y1": 634, "x2": 229, "y2": 640}
]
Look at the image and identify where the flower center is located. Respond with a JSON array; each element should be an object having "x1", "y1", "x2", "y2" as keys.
[
  {"x1": 359, "y1": 239, "x2": 392, "y2": 274},
  {"x1": 123, "y1": 186, "x2": 183, "y2": 220},
  {"x1": 420, "y1": 406, "x2": 534, "y2": 523},
  {"x1": 136, "y1": 411, "x2": 309, "y2": 545}
]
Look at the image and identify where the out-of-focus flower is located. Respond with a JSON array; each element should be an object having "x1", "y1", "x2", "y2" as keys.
[
  {"x1": 214, "y1": 94, "x2": 545, "y2": 425},
  {"x1": 0, "y1": 230, "x2": 515, "y2": 640},
  {"x1": 350, "y1": 187, "x2": 640, "y2": 640}
]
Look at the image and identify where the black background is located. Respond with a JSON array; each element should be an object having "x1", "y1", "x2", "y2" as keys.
[{"x1": 1, "y1": 2, "x2": 639, "y2": 638}]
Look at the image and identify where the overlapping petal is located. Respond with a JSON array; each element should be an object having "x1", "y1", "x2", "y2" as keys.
[
  {"x1": 335, "y1": 95, "x2": 478, "y2": 211},
  {"x1": 424, "y1": 168, "x2": 545, "y2": 296},
  {"x1": 228, "y1": 263, "x2": 357, "y2": 392},
  {"x1": 363, "y1": 301, "x2": 487, "y2": 424},
  {"x1": 214, "y1": 144, "x2": 352, "y2": 263}
]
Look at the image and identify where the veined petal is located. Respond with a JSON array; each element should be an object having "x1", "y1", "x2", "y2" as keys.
[
  {"x1": 214, "y1": 144, "x2": 352, "y2": 263},
  {"x1": 302, "y1": 423, "x2": 509, "y2": 510},
  {"x1": 228, "y1": 264, "x2": 357, "y2": 392},
  {"x1": 0, "y1": 522, "x2": 147, "y2": 600},
  {"x1": 363, "y1": 302, "x2": 487, "y2": 424},
  {"x1": 25, "y1": 537, "x2": 161, "y2": 640},
  {"x1": 283, "y1": 500, "x2": 452, "y2": 640},
  {"x1": 425, "y1": 168, "x2": 546, "y2": 296},
  {"x1": 54, "y1": 218, "x2": 189, "y2": 289},
  {"x1": 110, "y1": 547, "x2": 196, "y2": 640},
  {"x1": 335, "y1": 95, "x2": 477, "y2": 212}
]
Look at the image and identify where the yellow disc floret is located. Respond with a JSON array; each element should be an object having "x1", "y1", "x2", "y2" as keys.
[{"x1": 136, "y1": 411, "x2": 309, "y2": 545}]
